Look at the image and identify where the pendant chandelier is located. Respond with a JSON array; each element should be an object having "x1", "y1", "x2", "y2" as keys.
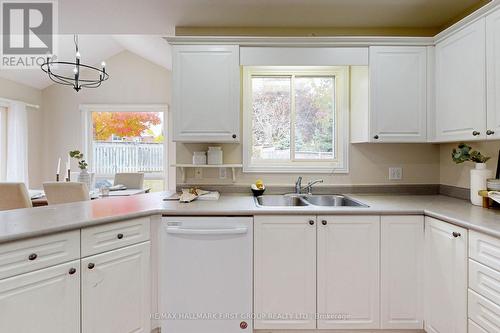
[{"x1": 41, "y1": 35, "x2": 109, "y2": 92}]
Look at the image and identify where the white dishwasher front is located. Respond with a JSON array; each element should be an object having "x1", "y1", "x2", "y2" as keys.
[{"x1": 160, "y1": 216, "x2": 253, "y2": 333}]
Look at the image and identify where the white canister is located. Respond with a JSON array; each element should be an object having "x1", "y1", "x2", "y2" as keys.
[
  {"x1": 470, "y1": 163, "x2": 493, "y2": 206},
  {"x1": 193, "y1": 151, "x2": 207, "y2": 165},
  {"x1": 207, "y1": 146, "x2": 223, "y2": 165}
]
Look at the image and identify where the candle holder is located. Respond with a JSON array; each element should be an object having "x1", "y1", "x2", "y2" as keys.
[
  {"x1": 66, "y1": 169, "x2": 71, "y2": 182},
  {"x1": 56, "y1": 174, "x2": 60, "y2": 182}
]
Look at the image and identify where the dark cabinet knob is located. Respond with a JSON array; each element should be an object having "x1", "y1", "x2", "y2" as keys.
[
  {"x1": 472, "y1": 131, "x2": 480, "y2": 136},
  {"x1": 88, "y1": 263, "x2": 95, "y2": 269},
  {"x1": 309, "y1": 220, "x2": 315, "y2": 225},
  {"x1": 68, "y1": 268, "x2": 77, "y2": 275},
  {"x1": 322, "y1": 220, "x2": 327, "y2": 225},
  {"x1": 232, "y1": 134, "x2": 237, "y2": 139},
  {"x1": 452, "y1": 232, "x2": 461, "y2": 238},
  {"x1": 487, "y1": 130, "x2": 495, "y2": 136},
  {"x1": 373, "y1": 135, "x2": 379, "y2": 140},
  {"x1": 28, "y1": 253, "x2": 37, "y2": 261},
  {"x1": 117, "y1": 233, "x2": 123, "y2": 239}
]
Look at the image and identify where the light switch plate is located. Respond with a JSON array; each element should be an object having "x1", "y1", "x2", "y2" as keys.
[{"x1": 389, "y1": 167, "x2": 403, "y2": 180}]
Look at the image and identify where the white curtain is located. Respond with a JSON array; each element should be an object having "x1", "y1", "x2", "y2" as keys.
[{"x1": 6, "y1": 101, "x2": 29, "y2": 187}]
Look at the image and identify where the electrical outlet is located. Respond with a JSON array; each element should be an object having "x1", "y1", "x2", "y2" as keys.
[
  {"x1": 219, "y1": 167, "x2": 227, "y2": 179},
  {"x1": 194, "y1": 167, "x2": 203, "y2": 179},
  {"x1": 389, "y1": 167, "x2": 403, "y2": 180}
]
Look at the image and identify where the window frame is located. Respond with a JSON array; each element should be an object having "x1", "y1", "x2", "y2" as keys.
[
  {"x1": 80, "y1": 104, "x2": 176, "y2": 190},
  {"x1": 0, "y1": 105, "x2": 7, "y2": 180},
  {"x1": 242, "y1": 66, "x2": 349, "y2": 173}
]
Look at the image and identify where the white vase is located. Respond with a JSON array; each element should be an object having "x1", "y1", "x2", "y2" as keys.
[
  {"x1": 77, "y1": 169, "x2": 91, "y2": 190},
  {"x1": 470, "y1": 163, "x2": 493, "y2": 206}
]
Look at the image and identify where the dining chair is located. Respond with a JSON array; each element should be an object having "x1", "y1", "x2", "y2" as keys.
[
  {"x1": 114, "y1": 172, "x2": 145, "y2": 189},
  {"x1": 43, "y1": 182, "x2": 90, "y2": 205},
  {"x1": 0, "y1": 182, "x2": 33, "y2": 211}
]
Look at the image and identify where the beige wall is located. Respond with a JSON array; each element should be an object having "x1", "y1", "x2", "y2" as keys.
[
  {"x1": 177, "y1": 142, "x2": 441, "y2": 185},
  {"x1": 41, "y1": 50, "x2": 172, "y2": 183},
  {"x1": 0, "y1": 77, "x2": 44, "y2": 187},
  {"x1": 440, "y1": 141, "x2": 500, "y2": 188}
]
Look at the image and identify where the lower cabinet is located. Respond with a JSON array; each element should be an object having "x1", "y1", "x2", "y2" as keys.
[
  {"x1": 317, "y1": 215, "x2": 380, "y2": 329},
  {"x1": 381, "y1": 215, "x2": 424, "y2": 329},
  {"x1": 254, "y1": 215, "x2": 317, "y2": 329},
  {"x1": 0, "y1": 260, "x2": 81, "y2": 333},
  {"x1": 424, "y1": 216, "x2": 467, "y2": 333},
  {"x1": 82, "y1": 241, "x2": 151, "y2": 333}
]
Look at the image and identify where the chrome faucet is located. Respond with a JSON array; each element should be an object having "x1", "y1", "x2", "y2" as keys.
[
  {"x1": 294, "y1": 177, "x2": 324, "y2": 195},
  {"x1": 303, "y1": 179, "x2": 324, "y2": 195},
  {"x1": 294, "y1": 176, "x2": 303, "y2": 194}
]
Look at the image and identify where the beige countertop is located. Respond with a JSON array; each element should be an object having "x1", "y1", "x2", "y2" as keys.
[{"x1": 0, "y1": 192, "x2": 499, "y2": 243}]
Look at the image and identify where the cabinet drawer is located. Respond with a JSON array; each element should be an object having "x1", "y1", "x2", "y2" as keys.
[
  {"x1": 470, "y1": 231, "x2": 500, "y2": 271},
  {"x1": 0, "y1": 230, "x2": 80, "y2": 280},
  {"x1": 81, "y1": 217, "x2": 150, "y2": 257},
  {"x1": 469, "y1": 320, "x2": 488, "y2": 333},
  {"x1": 469, "y1": 259, "x2": 500, "y2": 305},
  {"x1": 469, "y1": 289, "x2": 500, "y2": 332}
]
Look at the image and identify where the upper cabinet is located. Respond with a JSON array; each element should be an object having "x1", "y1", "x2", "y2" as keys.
[
  {"x1": 434, "y1": 19, "x2": 487, "y2": 142},
  {"x1": 368, "y1": 46, "x2": 428, "y2": 142},
  {"x1": 487, "y1": 8, "x2": 500, "y2": 139},
  {"x1": 172, "y1": 45, "x2": 240, "y2": 142}
]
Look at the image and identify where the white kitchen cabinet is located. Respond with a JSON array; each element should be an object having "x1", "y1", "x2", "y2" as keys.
[
  {"x1": 0, "y1": 260, "x2": 80, "y2": 333},
  {"x1": 254, "y1": 215, "x2": 316, "y2": 330},
  {"x1": 424, "y1": 217, "x2": 467, "y2": 333},
  {"x1": 434, "y1": 19, "x2": 487, "y2": 142},
  {"x1": 381, "y1": 216, "x2": 424, "y2": 329},
  {"x1": 487, "y1": 7, "x2": 500, "y2": 140},
  {"x1": 317, "y1": 215, "x2": 380, "y2": 329},
  {"x1": 82, "y1": 242, "x2": 151, "y2": 333},
  {"x1": 368, "y1": 46, "x2": 427, "y2": 142},
  {"x1": 172, "y1": 45, "x2": 240, "y2": 142}
]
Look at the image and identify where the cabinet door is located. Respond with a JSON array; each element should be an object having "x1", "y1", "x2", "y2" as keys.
[
  {"x1": 487, "y1": 8, "x2": 500, "y2": 139},
  {"x1": 435, "y1": 19, "x2": 486, "y2": 142},
  {"x1": 424, "y1": 217, "x2": 467, "y2": 333},
  {"x1": 172, "y1": 45, "x2": 240, "y2": 142},
  {"x1": 369, "y1": 46, "x2": 427, "y2": 142},
  {"x1": 0, "y1": 260, "x2": 80, "y2": 333},
  {"x1": 254, "y1": 215, "x2": 316, "y2": 329},
  {"x1": 381, "y1": 216, "x2": 424, "y2": 329},
  {"x1": 82, "y1": 242, "x2": 151, "y2": 333},
  {"x1": 317, "y1": 215, "x2": 380, "y2": 329}
]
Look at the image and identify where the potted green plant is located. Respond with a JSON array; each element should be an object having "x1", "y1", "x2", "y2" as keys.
[
  {"x1": 452, "y1": 143, "x2": 492, "y2": 206},
  {"x1": 69, "y1": 150, "x2": 91, "y2": 189}
]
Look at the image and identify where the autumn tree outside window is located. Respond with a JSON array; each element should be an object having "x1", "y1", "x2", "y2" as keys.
[{"x1": 242, "y1": 66, "x2": 349, "y2": 173}]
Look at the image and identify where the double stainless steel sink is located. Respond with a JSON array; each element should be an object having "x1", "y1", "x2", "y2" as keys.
[{"x1": 254, "y1": 194, "x2": 368, "y2": 208}]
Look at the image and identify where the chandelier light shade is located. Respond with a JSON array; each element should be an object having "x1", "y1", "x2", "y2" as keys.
[{"x1": 41, "y1": 35, "x2": 109, "y2": 92}]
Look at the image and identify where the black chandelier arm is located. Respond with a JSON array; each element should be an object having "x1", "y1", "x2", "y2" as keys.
[
  {"x1": 41, "y1": 62, "x2": 109, "y2": 83},
  {"x1": 47, "y1": 71, "x2": 79, "y2": 87}
]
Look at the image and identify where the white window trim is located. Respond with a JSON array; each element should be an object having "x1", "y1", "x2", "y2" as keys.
[
  {"x1": 80, "y1": 104, "x2": 176, "y2": 191},
  {"x1": 242, "y1": 66, "x2": 349, "y2": 173},
  {"x1": 0, "y1": 105, "x2": 7, "y2": 181}
]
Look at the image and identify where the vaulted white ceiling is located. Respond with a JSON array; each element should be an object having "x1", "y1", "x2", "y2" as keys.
[{"x1": 0, "y1": 35, "x2": 172, "y2": 90}]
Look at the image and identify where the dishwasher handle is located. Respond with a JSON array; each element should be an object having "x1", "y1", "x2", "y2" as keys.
[{"x1": 165, "y1": 226, "x2": 248, "y2": 235}]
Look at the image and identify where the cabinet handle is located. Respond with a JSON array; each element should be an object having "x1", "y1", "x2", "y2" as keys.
[
  {"x1": 68, "y1": 268, "x2": 77, "y2": 275},
  {"x1": 373, "y1": 135, "x2": 379, "y2": 140},
  {"x1": 487, "y1": 130, "x2": 495, "y2": 136},
  {"x1": 452, "y1": 232, "x2": 461, "y2": 238},
  {"x1": 322, "y1": 220, "x2": 327, "y2": 225},
  {"x1": 472, "y1": 131, "x2": 480, "y2": 136},
  {"x1": 232, "y1": 134, "x2": 237, "y2": 139},
  {"x1": 88, "y1": 263, "x2": 95, "y2": 269},
  {"x1": 28, "y1": 253, "x2": 37, "y2": 261},
  {"x1": 117, "y1": 233, "x2": 124, "y2": 239},
  {"x1": 309, "y1": 220, "x2": 315, "y2": 225}
]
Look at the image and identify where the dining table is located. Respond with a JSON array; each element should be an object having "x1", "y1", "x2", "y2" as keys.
[{"x1": 30, "y1": 188, "x2": 151, "y2": 207}]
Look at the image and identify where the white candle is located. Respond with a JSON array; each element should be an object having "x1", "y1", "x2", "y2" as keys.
[
  {"x1": 56, "y1": 158, "x2": 61, "y2": 174},
  {"x1": 66, "y1": 156, "x2": 71, "y2": 171}
]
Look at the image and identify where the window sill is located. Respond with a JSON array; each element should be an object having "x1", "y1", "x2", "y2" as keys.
[{"x1": 243, "y1": 164, "x2": 348, "y2": 174}]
